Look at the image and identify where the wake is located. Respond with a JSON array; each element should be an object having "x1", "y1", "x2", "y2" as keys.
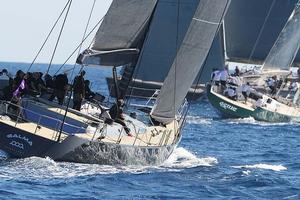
[{"x1": 0, "y1": 147, "x2": 216, "y2": 180}]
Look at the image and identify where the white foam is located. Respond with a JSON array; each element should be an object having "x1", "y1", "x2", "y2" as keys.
[
  {"x1": 227, "y1": 117, "x2": 256, "y2": 124},
  {"x1": 0, "y1": 147, "x2": 217, "y2": 180},
  {"x1": 162, "y1": 147, "x2": 218, "y2": 169},
  {"x1": 226, "y1": 117, "x2": 295, "y2": 126},
  {"x1": 232, "y1": 163, "x2": 287, "y2": 172},
  {"x1": 242, "y1": 170, "x2": 251, "y2": 176},
  {"x1": 185, "y1": 116, "x2": 212, "y2": 125}
]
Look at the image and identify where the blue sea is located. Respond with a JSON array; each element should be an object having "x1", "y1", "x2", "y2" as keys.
[{"x1": 0, "y1": 62, "x2": 299, "y2": 200}]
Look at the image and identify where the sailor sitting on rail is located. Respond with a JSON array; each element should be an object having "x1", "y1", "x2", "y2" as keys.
[
  {"x1": 266, "y1": 76, "x2": 278, "y2": 95},
  {"x1": 223, "y1": 86, "x2": 237, "y2": 101},
  {"x1": 227, "y1": 75, "x2": 242, "y2": 87},
  {"x1": 109, "y1": 99, "x2": 132, "y2": 136},
  {"x1": 241, "y1": 82, "x2": 251, "y2": 103},
  {"x1": 286, "y1": 81, "x2": 300, "y2": 99},
  {"x1": 220, "y1": 66, "x2": 229, "y2": 88},
  {"x1": 211, "y1": 68, "x2": 220, "y2": 86},
  {"x1": 255, "y1": 97, "x2": 266, "y2": 108}
]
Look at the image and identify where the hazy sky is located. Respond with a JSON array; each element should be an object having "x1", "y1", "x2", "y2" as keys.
[{"x1": 0, "y1": 0, "x2": 112, "y2": 64}]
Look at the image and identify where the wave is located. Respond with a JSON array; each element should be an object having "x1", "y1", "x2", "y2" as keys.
[
  {"x1": 0, "y1": 150, "x2": 9, "y2": 160},
  {"x1": 232, "y1": 163, "x2": 287, "y2": 172},
  {"x1": 0, "y1": 147, "x2": 215, "y2": 180},
  {"x1": 185, "y1": 116, "x2": 212, "y2": 125},
  {"x1": 225, "y1": 117, "x2": 296, "y2": 126},
  {"x1": 162, "y1": 147, "x2": 218, "y2": 169}
]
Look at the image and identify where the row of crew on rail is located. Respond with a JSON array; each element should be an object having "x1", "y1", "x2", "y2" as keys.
[
  {"x1": 0, "y1": 69, "x2": 100, "y2": 111},
  {"x1": 211, "y1": 67, "x2": 263, "y2": 106}
]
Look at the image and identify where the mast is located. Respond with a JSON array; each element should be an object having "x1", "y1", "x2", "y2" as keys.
[
  {"x1": 262, "y1": 1, "x2": 300, "y2": 70},
  {"x1": 151, "y1": 0, "x2": 230, "y2": 124}
]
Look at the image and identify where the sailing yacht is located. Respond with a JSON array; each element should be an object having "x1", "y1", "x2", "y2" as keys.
[
  {"x1": 207, "y1": 0, "x2": 300, "y2": 123},
  {"x1": 0, "y1": 0, "x2": 230, "y2": 164}
]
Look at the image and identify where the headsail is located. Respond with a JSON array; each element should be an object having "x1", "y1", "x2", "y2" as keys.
[
  {"x1": 262, "y1": 1, "x2": 300, "y2": 70},
  {"x1": 151, "y1": 0, "x2": 230, "y2": 124},
  {"x1": 224, "y1": 0, "x2": 299, "y2": 63},
  {"x1": 77, "y1": 0, "x2": 157, "y2": 67}
]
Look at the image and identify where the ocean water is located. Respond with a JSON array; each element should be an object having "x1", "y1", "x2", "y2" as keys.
[{"x1": 0, "y1": 62, "x2": 300, "y2": 199}]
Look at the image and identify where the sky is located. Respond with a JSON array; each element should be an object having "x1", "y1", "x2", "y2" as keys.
[{"x1": 0, "y1": 0, "x2": 112, "y2": 64}]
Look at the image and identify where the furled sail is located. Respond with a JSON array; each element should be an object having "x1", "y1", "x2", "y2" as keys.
[
  {"x1": 151, "y1": 0, "x2": 230, "y2": 124},
  {"x1": 263, "y1": 1, "x2": 300, "y2": 70},
  {"x1": 224, "y1": 0, "x2": 299, "y2": 63},
  {"x1": 77, "y1": 0, "x2": 157, "y2": 67}
]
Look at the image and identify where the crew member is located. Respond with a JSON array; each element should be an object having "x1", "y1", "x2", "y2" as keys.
[
  {"x1": 48, "y1": 72, "x2": 69, "y2": 105},
  {"x1": 72, "y1": 70, "x2": 86, "y2": 111},
  {"x1": 109, "y1": 99, "x2": 132, "y2": 136},
  {"x1": 241, "y1": 82, "x2": 251, "y2": 103}
]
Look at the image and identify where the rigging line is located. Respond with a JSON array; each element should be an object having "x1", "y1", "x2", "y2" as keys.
[
  {"x1": 122, "y1": 13, "x2": 155, "y2": 103},
  {"x1": 26, "y1": 0, "x2": 71, "y2": 72},
  {"x1": 46, "y1": 0, "x2": 73, "y2": 75},
  {"x1": 181, "y1": 0, "x2": 231, "y2": 130},
  {"x1": 58, "y1": 0, "x2": 97, "y2": 140},
  {"x1": 70, "y1": 0, "x2": 96, "y2": 80},
  {"x1": 174, "y1": 0, "x2": 180, "y2": 131},
  {"x1": 53, "y1": 16, "x2": 105, "y2": 75},
  {"x1": 192, "y1": 18, "x2": 219, "y2": 25},
  {"x1": 248, "y1": 0, "x2": 276, "y2": 63},
  {"x1": 124, "y1": 4, "x2": 158, "y2": 107}
]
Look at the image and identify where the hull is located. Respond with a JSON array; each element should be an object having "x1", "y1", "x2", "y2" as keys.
[
  {"x1": 206, "y1": 84, "x2": 294, "y2": 122},
  {"x1": 0, "y1": 122, "x2": 56, "y2": 158},
  {"x1": 0, "y1": 120, "x2": 179, "y2": 165},
  {"x1": 57, "y1": 140, "x2": 178, "y2": 165}
]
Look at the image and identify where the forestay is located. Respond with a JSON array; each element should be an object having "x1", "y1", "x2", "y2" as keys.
[
  {"x1": 77, "y1": 0, "x2": 157, "y2": 67},
  {"x1": 262, "y1": 1, "x2": 300, "y2": 70},
  {"x1": 151, "y1": 0, "x2": 230, "y2": 124}
]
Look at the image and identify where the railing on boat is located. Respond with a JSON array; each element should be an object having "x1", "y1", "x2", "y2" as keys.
[{"x1": 0, "y1": 100, "x2": 88, "y2": 142}]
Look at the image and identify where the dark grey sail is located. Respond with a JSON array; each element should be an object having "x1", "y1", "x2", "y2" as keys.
[
  {"x1": 106, "y1": 0, "x2": 225, "y2": 100},
  {"x1": 151, "y1": 0, "x2": 230, "y2": 124},
  {"x1": 133, "y1": 0, "x2": 224, "y2": 84},
  {"x1": 77, "y1": 0, "x2": 157, "y2": 67},
  {"x1": 224, "y1": 0, "x2": 300, "y2": 63},
  {"x1": 263, "y1": 1, "x2": 300, "y2": 70}
]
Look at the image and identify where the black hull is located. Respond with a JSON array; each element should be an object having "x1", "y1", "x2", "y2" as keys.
[
  {"x1": 0, "y1": 122, "x2": 178, "y2": 165},
  {"x1": 0, "y1": 122, "x2": 56, "y2": 158},
  {"x1": 58, "y1": 141, "x2": 176, "y2": 165}
]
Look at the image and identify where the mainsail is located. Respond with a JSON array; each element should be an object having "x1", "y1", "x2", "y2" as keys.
[
  {"x1": 224, "y1": 0, "x2": 299, "y2": 63},
  {"x1": 151, "y1": 0, "x2": 230, "y2": 124},
  {"x1": 77, "y1": 0, "x2": 157, "y2": 66},
  {"x1": 263, "y1": 1, "x2": 300, "y2": 70},
  {"x1": 133, "y1": 0, "x2": 225, "y2": 85}
]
